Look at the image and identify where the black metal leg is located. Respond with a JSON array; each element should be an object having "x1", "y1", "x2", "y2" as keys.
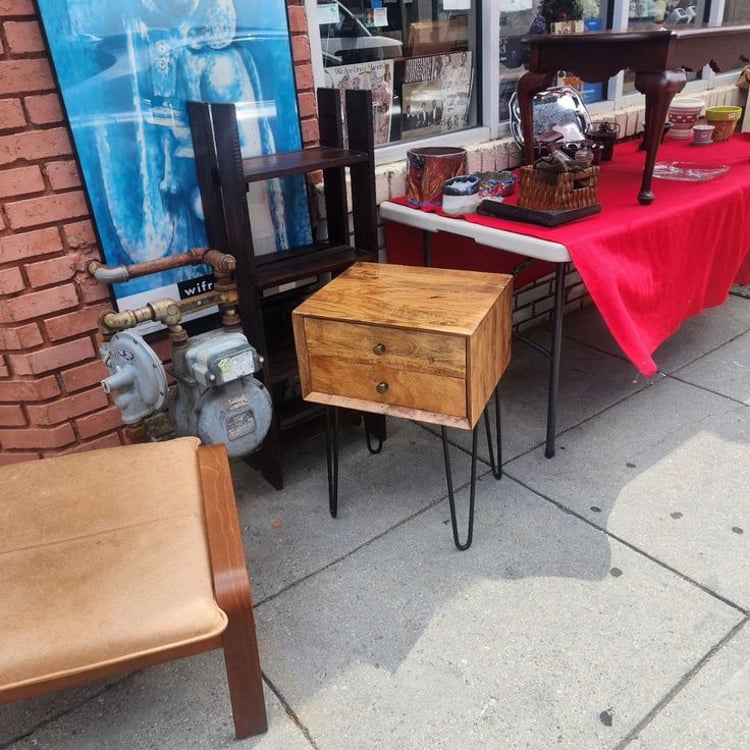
[
  {"x1": 422, "y1": 230, "x2": 433, "y2": 267},
  {"x1": 325, "y1": 406, "x2": 339, "y2": 517},
  {"x1": 545, "y1": 263, "x2": 565, "y2": 458},
  {"x1": 441, "y1": 424, "x2": 479, "y2": 551},
  {"x1": 484, "y1": 385, "x2": 503, "y2": 479},
  {"x1": 363, "y1": 413, "x2": 386, "y2": 454}
]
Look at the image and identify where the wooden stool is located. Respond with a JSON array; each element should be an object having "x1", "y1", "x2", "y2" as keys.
[
  {"x1": 293, "y1": 262, "x2": 513, "y2": 549},
  {"x1": 0, "y1": 437, "x2": 267, "y2": 739}
]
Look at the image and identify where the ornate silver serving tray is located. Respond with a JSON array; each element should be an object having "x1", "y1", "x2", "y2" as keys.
[{"x1": 509, "y1": 86, "x2": 592, "y2": 147}]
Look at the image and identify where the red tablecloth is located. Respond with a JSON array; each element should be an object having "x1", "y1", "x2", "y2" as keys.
[{"x1": 389, "y1": 135, "x2": 750, "y2": 376}]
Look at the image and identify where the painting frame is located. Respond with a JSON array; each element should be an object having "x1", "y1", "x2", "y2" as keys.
[{"x1": 34, "y1": 0, "x2": 312, "y2": 324}]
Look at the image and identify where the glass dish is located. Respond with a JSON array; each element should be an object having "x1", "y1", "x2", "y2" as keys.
[
  {"x1": 509, "y1": 86, "x2": 592, "y2": 147},
  {"x1": 652, "y1": 162, "x2": 730, "y2": 182}
]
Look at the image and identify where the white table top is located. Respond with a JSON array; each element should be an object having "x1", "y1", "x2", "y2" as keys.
[{"x1": 379, "y1": 201, "x2": 572, "y2": 264}]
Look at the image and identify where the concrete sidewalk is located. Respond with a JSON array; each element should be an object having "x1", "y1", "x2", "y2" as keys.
[{"x1": 2, "y1": 294, "x2": 749, "y2": 750}]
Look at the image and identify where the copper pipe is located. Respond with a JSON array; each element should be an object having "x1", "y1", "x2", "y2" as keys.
[
  {"x1": 97, "y1": 288, "x2": 240, "y2": 335},
  {"x1": 86, "y1": 247, "x2": 236, "y2": 283}
]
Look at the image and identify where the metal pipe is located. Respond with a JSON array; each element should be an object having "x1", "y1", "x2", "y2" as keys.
[
  {"x1": 86, "y1": 247, "x2": 236, "y2": 283},
  {"x1": 97, "y1": 288, "x2": 240, "y2": 335}
]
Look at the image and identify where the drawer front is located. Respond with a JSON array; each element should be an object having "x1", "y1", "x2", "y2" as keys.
[
  {"x1": 308, "y1": 356, "x2": 467, "y2": 418},
  {"x1": 303, "y1": 318, "x2": 466, "y2": 378}
]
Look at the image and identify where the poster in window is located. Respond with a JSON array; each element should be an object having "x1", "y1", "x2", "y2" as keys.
[
  {"x1": 324, "y1": 60, "x2": 395, "y2": 146},
  {"x1": 399, "y1": 52, "x2": 473, "y2": 139},
  {"x1": 35, "y1": 0, "x2": 312, "y2": 317}
]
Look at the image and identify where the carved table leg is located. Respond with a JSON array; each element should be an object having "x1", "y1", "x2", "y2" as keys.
[
  {"x1": 634, "y1": 69, "x2": 687, "y2": 205},
  {"x1": 517, "y1": 71, "x2": 557, "y2": 165}
]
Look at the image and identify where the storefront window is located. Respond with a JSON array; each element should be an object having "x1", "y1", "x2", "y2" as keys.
[
  {"x1": 498, "y1": 0, "x2": 606, "y2": 123},
  {"x1": 314, "y1": 0, "x2": 478, "y2": 146}
]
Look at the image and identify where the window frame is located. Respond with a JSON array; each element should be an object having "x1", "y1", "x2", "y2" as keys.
[{"x1": 305, "y1": 0, "x2": 744, "y2": 164}]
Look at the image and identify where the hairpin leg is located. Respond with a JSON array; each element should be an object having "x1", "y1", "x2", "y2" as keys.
[
  {"x1": 484, "y1": 385, "x2": 503, "y2": 480},
  {"x1": 325, "y1": 406, "x2": 339, "y2": 518},
  {"x1": 441, "y1": 424, "x2": 479, "y2": 551}
]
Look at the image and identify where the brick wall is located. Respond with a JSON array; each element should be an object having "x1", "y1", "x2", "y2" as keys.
[
  {"x1": 0, "y1": 0, "x2": 316, "y2": 463},
  {"x1": 1, "y1": 1, "x2": 741, "y2": 462}
]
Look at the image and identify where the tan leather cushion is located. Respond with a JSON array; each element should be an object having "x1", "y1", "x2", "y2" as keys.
[{"x1": 0, "y1": 437, "x2": 228, "y2": 692}]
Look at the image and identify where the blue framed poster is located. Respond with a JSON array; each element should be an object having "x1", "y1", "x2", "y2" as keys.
[{"x1": 35, "y1": 0, "x2": 312, "y2": 317}]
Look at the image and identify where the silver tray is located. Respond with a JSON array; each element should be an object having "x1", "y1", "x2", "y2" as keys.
[{"x1": 509, "y1": 86, "x2": 592, "y2": 147}]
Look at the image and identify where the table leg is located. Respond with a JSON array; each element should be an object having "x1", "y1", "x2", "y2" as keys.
[
  {"x1": 634, "y1": 69, "x2": 687, "y2": 205},
  {"x1": 484, "y1": 385, "x2": 503, "y2": 479},
  {"x1": 422, "y1": 230, "x2": 432, "y2": 266},
  {"x1": 545, "y1": 263, "x2": 565, "y2": 458},
  {"x1": 442, "y1": 386, "x2": 503, "y2": 550},
  {"x1": 325, "y1": 406, "x2": 339, "y2": 517}
]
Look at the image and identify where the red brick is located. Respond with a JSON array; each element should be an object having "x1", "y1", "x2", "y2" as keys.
[
  {"x1": 0, "y1": 127, "x2": 72, "y2": 167},
  {"x1": 62, "y1": 219, "x2": 96, "y2": 249},
  {"x1": 298, "y1": 91, "x2": 317, "y2": 119},
  {"x1": 45, "y1": 430, "x2": 123, "y2": 457},
  {"x1": 4, "y1": 20, "x2": 44, "y2": 53},
  {"x1": 290, "y1": 35, "x2": 311, "y2": 64},
  {"x1": 25, "y1": 93, "x2": 63, "y2": 126},
  {"x1": 0, "y1": 59, "x2": 53, "y2": 97},
  {"x1": 24, "y1": 254, "x2": 78, "y2": 287},
  {"x1": 0, "y1": 266, "x2": 24, "y2": 294},
  {"x1": 0, "y1": 98, "x2": 26, "y2": 131},
  {"x1": 0, "y1": 1, "x2": 36, "y2": 15},
  {"x1": 8, "y1": 337, "x2": 95, "y2": 376},
  {"x1": 45, "y1": 160, "x2": 81, "y2": 190},
  {"x1": 26, "y1": 387, "x2": 108, "y2": 426},
  {"x1": 44, "y1": 304, "x2": 107, "y2": 342},
  {"x1": 0, "y1": 226, "x2": 62, "y2": 263},
  {"x1": 0, "y1": 164, "x2": 44, "y2": 198},
  {"x1": 287, "y1": 4, "x2": 308, "y2": 32},
  {"x1": 5, "y1": 190, "x2": 89, "y2": 230},
  {"x1": 0, "y1": 422, "x2": 75, "y2": 450},
  {"x1": 75, "y1": 404, "x2": 123, "y2": 439},
  {"x1": 59, "y1": 359, "x2": 109, "y2": 393},
  {"x1": 78, "y1": 274, "x2": 112, "y2": 304},
  {"x1": 0, "y1": 321, "x2": 43, "y2": 349},
  {"x1": 0, "y1": 375, "x2": 60, "y2": 403},
  {"x1": 0, "y1": 450, "x2": 40, "y2": 466},
  {"x1": 0, "y1": 404, "x2": 26, "y2": 427},
  {"x1": 0, "y1": 283, "x2": 77, "y2": 323},
  {"x1": 0, "y1": 359, "x2": 8, "y2": 377},
  {"x1": 294, "y1": 63, "x2": 315, "y2": 91},
  {"x1": 301, "y1": 118, "x2": 319, "y2": 145}
]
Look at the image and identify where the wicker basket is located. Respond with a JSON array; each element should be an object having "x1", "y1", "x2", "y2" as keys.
[{"x1": 518, "y1": 165, "x2": 599, "y2": 211}]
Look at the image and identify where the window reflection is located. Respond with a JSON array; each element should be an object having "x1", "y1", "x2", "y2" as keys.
[
  {"x1": 316, "y1": 1, "x2": 477, "y2": 145},
  {"x1": 499, "y1": 0, "x2": 605, "y2": 123}
]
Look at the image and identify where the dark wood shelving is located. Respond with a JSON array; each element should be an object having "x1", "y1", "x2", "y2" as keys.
[
  {"x1": 240, "y1": 147, "x2": 369, "y2": 182},
  {"x1": 255, "y1": 243, "x2": 368, "y2": 290},
  {"x1": 188, "y1": 88, "x2": 383, "y2": 490}
]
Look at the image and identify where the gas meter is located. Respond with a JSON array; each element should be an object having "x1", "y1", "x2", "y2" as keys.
[{"x1": 169, "y1": 329, "x2": 272, "y2": 457}]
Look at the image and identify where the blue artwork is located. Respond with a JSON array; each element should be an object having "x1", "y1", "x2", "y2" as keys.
[{"x1": 36, "y1": 0, "x2": 312, "y2": 309}]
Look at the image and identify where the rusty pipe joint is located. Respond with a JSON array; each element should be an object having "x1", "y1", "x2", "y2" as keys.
[
  {"x1": 98, "y1": 298, "x2": 184, "y2": 335},
  {"x1": 86, "y1": 247, "x2": 237, "y2": 284}
]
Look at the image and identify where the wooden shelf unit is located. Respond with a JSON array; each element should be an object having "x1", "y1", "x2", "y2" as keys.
[{"x1": 188, "y1": 88, "x2": 382, "y2": 489}]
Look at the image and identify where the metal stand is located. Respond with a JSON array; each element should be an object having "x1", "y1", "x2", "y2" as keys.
[
  {"x1": 441, "y1": 386, "x2": 502, "y2": 550},
  {"x1": 421, "y1": 232, "x2": 564, "y2": 460},
  {"x1": 324, "y1": 385, "x2": 503, "y2": 550}
]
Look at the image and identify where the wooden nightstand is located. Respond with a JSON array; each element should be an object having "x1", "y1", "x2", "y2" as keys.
[{"x1": 292, "y1": 262, "x2": 513, "y2": 549}]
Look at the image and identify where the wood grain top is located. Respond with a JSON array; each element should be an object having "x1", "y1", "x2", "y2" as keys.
[{"x1": 293, "y1": 263, "x2": 513, "y2": 336}]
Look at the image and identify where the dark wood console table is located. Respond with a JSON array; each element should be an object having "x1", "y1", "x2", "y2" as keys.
[{"x1": 519, "y1": 25, "x2": 750, "y2": 204}]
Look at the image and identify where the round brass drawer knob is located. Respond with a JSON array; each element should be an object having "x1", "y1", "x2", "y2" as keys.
[
  {"x1": 375, "y1": 381, "x2": 389, "y2": 394},
  {"x1": 373, "y1": 343, "x2": 385, "y2": 355}
]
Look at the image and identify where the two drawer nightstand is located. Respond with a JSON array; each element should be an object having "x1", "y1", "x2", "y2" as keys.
[{"x1": 292, "y1": 262, "x2": 513, "y2": 549}]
